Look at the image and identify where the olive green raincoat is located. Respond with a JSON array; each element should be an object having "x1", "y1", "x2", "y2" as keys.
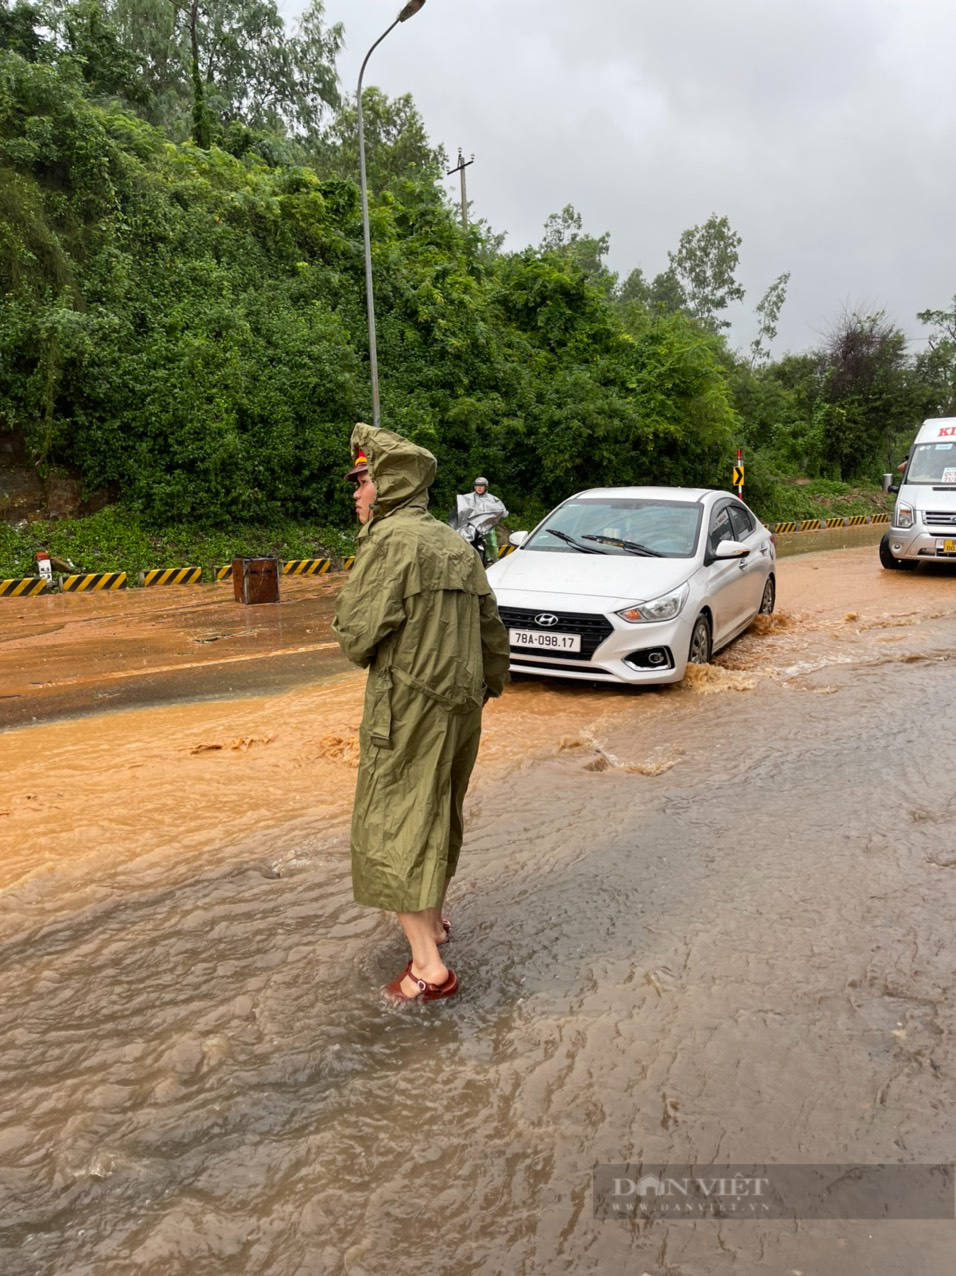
[{"x1": 332, "y1": 424, "x2": 510, "y2": 913}]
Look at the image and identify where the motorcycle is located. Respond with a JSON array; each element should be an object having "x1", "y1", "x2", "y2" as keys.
[{"x1": 450, "y1": 496, "x2": 501, "y2": 567}]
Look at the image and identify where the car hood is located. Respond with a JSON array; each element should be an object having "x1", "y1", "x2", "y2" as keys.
[{"x1": 486, "y1": 549, "x2": 695, "y2": 610}]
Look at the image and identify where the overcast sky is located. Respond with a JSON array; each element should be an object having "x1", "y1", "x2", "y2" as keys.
[{"x1": 283, "y1": 0, "x2": 956, "y2": 356}]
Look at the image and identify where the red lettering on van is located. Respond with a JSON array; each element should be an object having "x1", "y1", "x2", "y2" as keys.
[{"x1": 939, "y1": 426, "x2": 956, "y2": 437}]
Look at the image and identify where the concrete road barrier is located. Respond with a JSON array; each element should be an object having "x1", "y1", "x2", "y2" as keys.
[
  {"x1": 59, "y1": 572, "x2": 127, "y2": 592},
  {"x1": 0, "y1": 577, "x2": 51, "y2": 598},
  {"x1": 282, "y1": 558, "x2": 332, "y2": 576},
  {"x1": 139, "y1": 567, "x2": 202, "y2": 587}
]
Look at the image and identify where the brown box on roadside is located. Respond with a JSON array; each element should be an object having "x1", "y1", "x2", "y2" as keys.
[{"x1": 232, "y1": 557, "x2": 280, "y2": 605}]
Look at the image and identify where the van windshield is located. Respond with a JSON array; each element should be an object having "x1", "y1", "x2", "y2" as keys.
[{"x1": 904, "y1": 443, "x2": 956, "y2": 485}]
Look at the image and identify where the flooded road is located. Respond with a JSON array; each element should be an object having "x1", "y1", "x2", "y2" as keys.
[
  {"x1": 0, "y1": 576, "x2": 351, "y2": 729},
  {"x1": 2, "y1": 545, "x2": 956, "y2": 1275}
]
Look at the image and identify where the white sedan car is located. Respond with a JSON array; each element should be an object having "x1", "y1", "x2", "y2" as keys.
[{"x1": 486, "y1": 486, "x2": 776, "y2": 685}]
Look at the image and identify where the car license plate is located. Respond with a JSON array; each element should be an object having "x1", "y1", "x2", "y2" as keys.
[
  {"x1": 940, "y1": 538, "x2": 956, "y2": 553},
  {"x1": 508, "y1": 628, "x2": 582, "y2": 652}
]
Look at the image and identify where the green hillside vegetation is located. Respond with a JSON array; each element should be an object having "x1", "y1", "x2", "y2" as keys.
[{"x1": 2, "y1": 0, "x2": 955, "y2": 580}]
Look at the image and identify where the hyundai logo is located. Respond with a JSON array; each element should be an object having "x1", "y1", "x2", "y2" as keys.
[{"x1": 535, "y1": 613, "x2": 559, "y2": 627}]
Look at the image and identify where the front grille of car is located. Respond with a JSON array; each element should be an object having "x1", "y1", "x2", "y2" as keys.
[
  {"x1": 497, "y1": 606, "x2": 613, "y2": 662},
  {"x1": 924, "y1": 511, "x2": 956, "y2": 527}
]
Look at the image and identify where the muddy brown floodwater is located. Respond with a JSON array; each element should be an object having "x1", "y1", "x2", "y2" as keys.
[{"x1": 2, "y1": 544, "x2": 956, "y2": 1276}]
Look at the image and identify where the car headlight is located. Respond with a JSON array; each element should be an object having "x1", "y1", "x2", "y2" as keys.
[
  {"x1": 616, "y1": 582, "x2": 689, "y2": 624},
  {"x1": 894, "y1": 503, "x2": 915, "y2": 529}
]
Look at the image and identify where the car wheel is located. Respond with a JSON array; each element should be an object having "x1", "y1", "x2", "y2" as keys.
[
  {"x1": 759, "y1": 574, "x2": 776, "y2": 614},
  {"x1": 687, "y1": 613, "x2": 711, "y2": 665}
]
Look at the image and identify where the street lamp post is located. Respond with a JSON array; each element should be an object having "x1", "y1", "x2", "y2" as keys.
[{"x1": 357, "y1": 0, "x2": 427, "y2": 427}]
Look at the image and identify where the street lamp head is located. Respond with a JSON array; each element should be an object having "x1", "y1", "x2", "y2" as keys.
[{"x1": 398, "y1": 0, "x2": 426, "y2": 21}]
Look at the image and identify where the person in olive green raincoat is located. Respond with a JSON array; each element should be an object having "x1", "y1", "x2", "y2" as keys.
[{"x1": 332, "y1": 423, "x2": 510, "y2": 1003}]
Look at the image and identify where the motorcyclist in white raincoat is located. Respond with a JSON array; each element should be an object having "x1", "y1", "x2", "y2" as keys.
[{"x1": 451, "y1": 477, "x2": 508, "y2": 564}]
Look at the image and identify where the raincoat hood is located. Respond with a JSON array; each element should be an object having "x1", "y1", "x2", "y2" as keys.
[{"x1": 350, "y1": 423, "x2": 436, "y2": 521}]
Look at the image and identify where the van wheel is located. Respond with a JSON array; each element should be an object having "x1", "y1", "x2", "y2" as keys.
[
  {"x1": 879, "y1": 534, "x2": 917, "y2": 571},
  {"x1": 687, "y1": 613, "x2": 712, "y2": 665},
  {"x1": 759, "y1": 575, "x2": 775, "y2": 614}
]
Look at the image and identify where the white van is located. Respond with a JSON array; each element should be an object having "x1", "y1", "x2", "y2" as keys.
[{"x1": 880, "y1": 417, "x2": 956, "y2": 570}]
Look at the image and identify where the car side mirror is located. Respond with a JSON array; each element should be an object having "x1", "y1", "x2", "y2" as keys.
[
  {"x1": 509, "y1": 531, "x2": 529, "y2": 547},
  {"x1": 887, "y1": 484, "x2": 899, "y2": 495},
  {"x1": 711, "y1": 540, "x2": 751, "y2": 562}
]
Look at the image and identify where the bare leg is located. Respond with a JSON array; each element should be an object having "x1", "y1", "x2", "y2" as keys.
[
  {"x1": 427, "y1": 875, "x2": 453, "y2": 945},
  {"x1": 396, "y1": 910, "x2": 449, "y2": 997}
]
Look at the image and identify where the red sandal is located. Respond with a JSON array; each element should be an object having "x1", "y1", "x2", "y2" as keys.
[{"x1": 383, "y1": 963, "x2": 459, "y2": 1003}]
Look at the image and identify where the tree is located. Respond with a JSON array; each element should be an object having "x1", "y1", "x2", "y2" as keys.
[
  {"x1": 667, "y1": 213, "x2": 744, "y2": 331},
  {"x1": 312, "y1": 87, "x2": 445, "y2": 196},
  {"x1": 916, "y1": 296, "x2": 956, "y2": 416},
  {"x1": 917, "y1": 296, "x2": 956, "y2": 343},
  {"x1": 749, "y1": 271, "x2": 790, "y2": 367},
  {"x1": 98, "y1": 0, "x2": 342, "y2": 142},
  {"x1": 0, "y1": 41, "x2": 764, "y2": 532},
  {"x1": 616, "y1": 266, "x2": 650, "y2": 307},
  {"x1": 538, "y1": 204, "x2": 616, "y2": 297},
  {"x1": 649, "y1": 266, "x2": 687, "y2": 316},
  {"x1": 0, "y1": 0, "x2": 47, "y2": 61},
  {"x1": 615, "y1": 264, "x2": 686, "y2": 317},
  {"x1": 49, "y1": 1, "x2": 147, "y2": 102},
  {"x1": 820, "y1": 310, "x2": 918, "y2": 478}
]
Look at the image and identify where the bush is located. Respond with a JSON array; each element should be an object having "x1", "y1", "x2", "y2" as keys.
[{"x1": 0, "y1": 506, "x2": 355, "y2": 579}]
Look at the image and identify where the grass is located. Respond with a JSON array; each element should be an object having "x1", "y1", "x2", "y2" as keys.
[
  {"x1": 754, "y1": 480, "x2": 893, "y2": 525},
  {"x1": 0, "y1": 507, "x2": 356, "y2": 581}
]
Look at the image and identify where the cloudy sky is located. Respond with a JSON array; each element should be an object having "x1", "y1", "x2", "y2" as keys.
[{"x1": 285, "y1": 0, "x2": 956, "y2": 356}]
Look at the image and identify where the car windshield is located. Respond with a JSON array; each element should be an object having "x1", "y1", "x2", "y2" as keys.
[
  {"x1": 526, "y1": 498, "x2": 703, "y2": 557},
  {"x1": 905, "y1": 443, "x2": 956, "y2": 485}
]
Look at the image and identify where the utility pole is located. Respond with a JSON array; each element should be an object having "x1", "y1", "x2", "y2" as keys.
[
  {"x1": 357, "y1": 0, "x2": 428, "y2": 427},
  {"x1": 447, "y1": 149, "x2": 474, "y2": 229}
]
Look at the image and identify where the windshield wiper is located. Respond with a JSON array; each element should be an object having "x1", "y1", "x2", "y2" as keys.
[
  {"x1": 545, "y1": 529, "x2": 606, "y2": 554},
  {"x1": 582, "y1": 534, "x2": 662, "y2": 557}
]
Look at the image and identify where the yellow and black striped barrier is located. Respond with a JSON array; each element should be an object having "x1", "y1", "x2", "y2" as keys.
[
  {"x1": 139, "y1": 566, "x2": 202, "y2": 587},
  {"x1": 283, "y1": 558, "x2": 332, "y2": 576},
  {"x1": 217, "y1": 557, "x2": 351, "y2": 578},
  {"x1": 772, "y1": 514, "x2": 891, "y2": 534},
  {"x1": 497, "y1": 545, "x2": 516, "y2": 558},
  {"x1": 0, "y1": 577, "x2": 51, "y2": 598},
  {"x1": 59, "y1": 571, "x2": 127, "y2": 592},
  {"x1": 341, "y1": 556, "x2": 356, "y2": 571}
]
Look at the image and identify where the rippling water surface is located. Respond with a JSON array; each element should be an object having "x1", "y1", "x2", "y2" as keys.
[{"x1": 2, "y1": 546, "x2": 956, "y2": 1275}]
